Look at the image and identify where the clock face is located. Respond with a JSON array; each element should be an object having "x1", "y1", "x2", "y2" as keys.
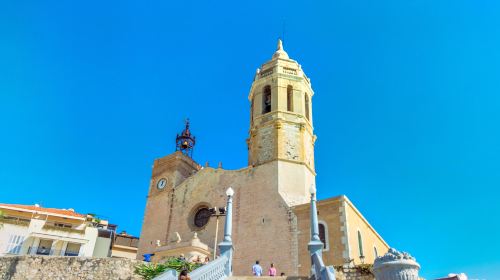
[{"x1": 156, "y1": 178, "x2": 167, "y2": 190}]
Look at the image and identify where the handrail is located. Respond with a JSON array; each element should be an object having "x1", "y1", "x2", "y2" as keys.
[
  {"x1": 190, "y1": 254, "x2": 228, "y2": 280},
  {"x1": 308, "y1": 188, "x2": 336, "y2": 280},
  {"x1": 153, "y1": 255, "x2": 229, "y2": 280},
  {"x1": 311, "y1": 252, "x2": 335, "y2": 280},
  {"x1": 153, "y1": 268, "x2": 177, "y2": 280}
]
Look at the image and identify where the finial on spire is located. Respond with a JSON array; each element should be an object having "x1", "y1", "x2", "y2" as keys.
[{"x1": 272, "y1": 38, "x2": 289, "y2": 60}]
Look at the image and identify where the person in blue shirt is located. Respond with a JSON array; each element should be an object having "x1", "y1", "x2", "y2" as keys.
[
  {"x1": 252, "y1": 260, "x2": 263, "y2": 276},
  {"x1": 143, "y1": 253, "x2": 155, "y2": 262}
]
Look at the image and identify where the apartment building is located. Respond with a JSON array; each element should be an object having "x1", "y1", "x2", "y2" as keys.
[
  {"x1": 0, "y1": 203, "x2": 114, "y2": 257},
  {"x1": 110, "y1": 231, "x2": 139, "y2": 259}
]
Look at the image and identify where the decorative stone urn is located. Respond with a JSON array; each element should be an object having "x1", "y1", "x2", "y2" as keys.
[{"x1": 373, "y1": 248, "x2": 420, "y2": 280}]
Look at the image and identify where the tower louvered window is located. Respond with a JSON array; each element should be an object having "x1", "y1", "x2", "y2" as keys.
[
  {"x1": 262, "y1": 86, "x2": 271, "y2": 114},
  {"x1": 287, "y1": 85, "x2": 293, "y2": 112},
  {"x1": 305, "y1": 94, "x2": 310, "y2": 120}
]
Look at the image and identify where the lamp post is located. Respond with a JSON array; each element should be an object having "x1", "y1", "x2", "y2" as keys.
[
  {"x1": 218, "y1": 187, "x2": 234, "y2": 276},
  {"x1": 210, "y1": 206, "x2": 227, "y2": 259},
  {"x1": 308, "y1": 184, "x2": 324, "y2": 257},
  {"x1": 223, "y1": 187, "x2": 234, "y2": 242}
]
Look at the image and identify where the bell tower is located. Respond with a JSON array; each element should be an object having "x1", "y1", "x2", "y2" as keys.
[
  {"x1": 247, "y1": 39, "x2": 316, "y2": 206},
  {"x1": 176, "y1": 119, "x2": 196, "y2": 158}
]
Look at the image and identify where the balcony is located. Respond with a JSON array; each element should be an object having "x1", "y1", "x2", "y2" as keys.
[
  {"x1": 114, "y1": 235, "x2": 139, "y2": 248},
  {"x1": 27, "y1": 246, "x2": 80, "y2": 257},
  {"x1": 0, "y1": 216, "x2": 30, "y2": 226},
  {"x1": 42, "y1": 224, "x2": 85, "y2": 234}
]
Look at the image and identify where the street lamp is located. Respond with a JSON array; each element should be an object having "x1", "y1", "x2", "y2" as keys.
[
  {"x1": 226, "y1": 187, "x2": 234, "y2": 197},
  {"x1": 309, "y1": 184, "x2": 316, "y2": 197},
  {"x1": 211, "y1": 187, "x2": 235, "y2": 260},
  {"x1": 309, "y1": 184, "x2": 320, "y2": 243},
  {"x1": 210, "y1": 207, "x2": 226, "y2": 260}
]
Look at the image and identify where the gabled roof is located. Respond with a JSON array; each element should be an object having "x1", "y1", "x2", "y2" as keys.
[{"x1": 0, "y1": 203, "x2": 86, "y2": 219}]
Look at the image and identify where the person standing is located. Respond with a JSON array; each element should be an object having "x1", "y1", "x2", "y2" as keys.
[
  {"x1": 178, "y1": 270, "x2": 191, "y2": 280},
  {"x1": 268, "y1": 263, "x2": 277, "y2": 276},
  {"x1": 252, "y1": 260, "x2": 263, "y2": 276}
]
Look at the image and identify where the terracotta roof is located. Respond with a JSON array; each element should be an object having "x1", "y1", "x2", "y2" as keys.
[{"x1": 0, "y1": 203, "x2": 86, "y2": 218}]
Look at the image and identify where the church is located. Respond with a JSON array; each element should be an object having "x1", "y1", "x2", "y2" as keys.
[{"x1": 137, "y1": 40, "x2": 389, "y2": 276}]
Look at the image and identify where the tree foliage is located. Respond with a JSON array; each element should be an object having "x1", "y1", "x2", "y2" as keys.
[{"x1": 134, "y1": 257, "x2": 202, "y2": 280}]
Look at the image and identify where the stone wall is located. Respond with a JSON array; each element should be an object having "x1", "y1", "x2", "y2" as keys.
[
  {"x1": 139, "y1": 155, "x2": 307, "y2": 276},
  {"x1": 335, "y1": 267, "x2": 375, "y2": 280},
  {"x1": 0, "y1": 256, "x2": 142, "y2": 280}
]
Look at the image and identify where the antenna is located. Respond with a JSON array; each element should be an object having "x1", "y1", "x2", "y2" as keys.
[{"x1": 281, "y1": 19, "x2": 286, "y2": 43}]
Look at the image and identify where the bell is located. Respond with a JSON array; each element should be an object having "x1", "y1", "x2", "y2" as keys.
[{"x1": 182, "y1": 141, "x2": 189, "y2": 149}]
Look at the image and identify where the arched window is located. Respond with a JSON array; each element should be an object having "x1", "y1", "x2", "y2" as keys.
[
  {"x1": 304, "y1": 94, "x2": 310, "y2": 120},
  {"x1": 262, "y1": 86, "x2": 271, "y2": 114},
  {"x1": 374, "y1": 246, "x2": 378, "y2": 258},
  {"x1": 287, "y1": 85, "x2": 293, "y2": 112},
  {"x1": 357, "y1": 230, "x2": 364, "y2": 257},
  {"x1": 318, "y1": 221, "x2": 329, "y2": 250}
]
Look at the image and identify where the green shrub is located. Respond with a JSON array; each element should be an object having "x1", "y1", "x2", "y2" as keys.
[{"x1": 134, "y1": 257, "x2": 202, "y2": 280}]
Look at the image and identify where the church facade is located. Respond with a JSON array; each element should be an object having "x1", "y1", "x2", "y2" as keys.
[{"x1": 137, "y1": 40, "x2": 389, "y2": 276}]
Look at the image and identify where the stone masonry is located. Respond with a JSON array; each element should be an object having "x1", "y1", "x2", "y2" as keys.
[
  {"x1": 0, "y1": 256, "x2": 142, "y2": 280},
  {"x1": 334, "y1": 267, "x2": 375, "y2": 280}
]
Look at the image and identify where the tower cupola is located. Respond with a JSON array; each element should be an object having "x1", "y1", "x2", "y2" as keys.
[
  {"x1": 247, "y1": 39, "x2": 316, "y2": 170},
  {"x1": 176, "y1": 119, "x2": 196, "y2": 158},
  {"x1": 246, "y1": 40, "x2": 317, "y2": 205}
]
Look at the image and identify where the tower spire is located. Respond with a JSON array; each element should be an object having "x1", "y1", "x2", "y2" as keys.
[
  {"x1": 277, "y1": 38, "x2": 283, "y2": 50},
  {"x1": 272, "y1": 38, "x2": 289, "y2": 60},
  {"x1": 175, "y1": 119, "x2": 196, "y2": 158}
]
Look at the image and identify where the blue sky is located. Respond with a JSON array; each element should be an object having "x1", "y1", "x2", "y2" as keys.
[{"x1": 1, "y1": 1, "x2": 499, "y2": 279}]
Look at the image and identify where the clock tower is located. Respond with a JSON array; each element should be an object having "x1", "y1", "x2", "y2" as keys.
[
  {"x1": 247, "y1": 39, "x2": 317, "y2": 206},
  {"x1": 137, "y1": 123, "x2": 201, "y2": 257}
]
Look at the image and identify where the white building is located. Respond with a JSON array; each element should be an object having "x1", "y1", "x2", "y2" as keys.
[{"x1": 0, "y1": 203, "x2": 113, "y2": 257}]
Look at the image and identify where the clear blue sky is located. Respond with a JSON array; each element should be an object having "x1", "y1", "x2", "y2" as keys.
[{"x1": 1, "y1": 1, "x2": 499, "y2": 279}]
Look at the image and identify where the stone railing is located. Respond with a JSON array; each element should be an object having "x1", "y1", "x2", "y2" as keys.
[
  {"x1": 153, "y1": 255, "x2": 229, "y2": 280},
  {"x1": 282, "y1": 67, "x2": 297, "y2": 75},
  {"x1": 311, "y1": 252, "x2": 336, "y2": 280},
  {"x1": 191, "y1": 254, "x2": 229, "y2": 280},
  {"x1": 372, "y1": 248, "x2": 420, "y2": 280},
  {"x1": 308, "y1": 185, "x2": 336, "y2": 280},
  {"x1": 260, "y1": 68, "x2": 274, "y2": 78},
  {"x1": 152, "y1": 269, "x2": 177, "y2": 280}
]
